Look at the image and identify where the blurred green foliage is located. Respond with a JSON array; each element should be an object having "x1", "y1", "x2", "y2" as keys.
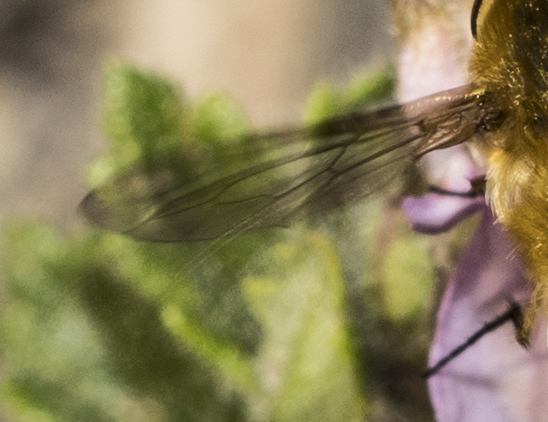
[{"x1": 1, "y1": 62, "x2": 437, "y2": 421}]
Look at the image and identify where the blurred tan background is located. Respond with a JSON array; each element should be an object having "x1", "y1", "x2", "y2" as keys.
[{"x1": 0, "y1": 0, "x2": 394, "y2": 230}]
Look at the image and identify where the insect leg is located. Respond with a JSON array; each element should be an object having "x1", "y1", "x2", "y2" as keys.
[{"x1": 424, "y1": 300, "x2": 523, "y2": 378}]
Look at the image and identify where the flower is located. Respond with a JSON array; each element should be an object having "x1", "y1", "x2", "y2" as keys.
[{"x1": 394, "y1": 0, "x2": 548, "y2": 420}]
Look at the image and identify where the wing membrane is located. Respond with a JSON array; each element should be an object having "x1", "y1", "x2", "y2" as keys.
[{"x1": 80, "y1": 85, "x2": 498, "y2": 241}]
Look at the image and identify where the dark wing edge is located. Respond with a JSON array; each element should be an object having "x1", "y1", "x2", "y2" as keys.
[{"x1": 80, "y1": 85, "x2": 497, "y2": 242}]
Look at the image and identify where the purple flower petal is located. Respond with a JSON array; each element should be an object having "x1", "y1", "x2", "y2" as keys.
[
  {"x1": 428, "y1": 210, "x2": 548, "y2": 421},
  {"x1": 402, "y1": 193, "x2": 484, "y2": 234}
]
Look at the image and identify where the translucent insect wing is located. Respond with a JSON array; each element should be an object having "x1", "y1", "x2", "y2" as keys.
[{"x1": 80, "y1": 86, "x2": 491, "y2": 241}]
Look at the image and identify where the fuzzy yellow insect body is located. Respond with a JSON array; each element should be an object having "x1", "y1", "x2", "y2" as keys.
[{"x1": 472, "y1": 0, "x2": 548, "y2": 341}]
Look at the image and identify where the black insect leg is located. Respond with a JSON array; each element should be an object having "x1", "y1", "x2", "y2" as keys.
[
  {"x1": 424, "y1": 300, "x2": 523, "y2": 378},
  {"x1": 428, "y1": 175, "x2": 486, "y2": 199}
]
